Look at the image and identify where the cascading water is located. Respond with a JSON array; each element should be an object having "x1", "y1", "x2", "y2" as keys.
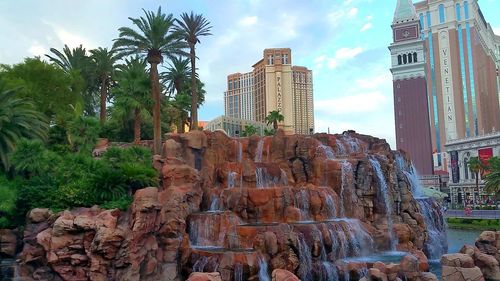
[
  {"x1": 228, "y1": 171, "x2": 238, "y2": 189},
  {"x1": 297, "y1": 235, "x2": 313, "y2": 281},
  {"x1": 192, "y1": 256, "x2": 208, "y2": 272},
  {"x1": 317, "y1": 144, "x2": 335, "y2": 160},
  {"x1": 403, "y1": 166, "x2": 448, "y2": 259},
  {"x1": 209, "y1": 196, "x2": 221, "y2": 211},
  {"x1": 294, "y1": 190, "x2": 311, "y2": 221},
  {"x1": 234, "y1": 263, "x2": 243, "y2": 281},
  {"x1": 339, "y1": 160, "x2": 353, "y2": 217},
  {"x1": 255, "y1": 138, "x2": 264, "y2": 163},
  {"x1": 336, "y1": 138, "x2": 347, "y2": 156},
  {"x1": 237, "y1": 141, "x2": 243, "y2": 163},
  {"x1": 325, "y1": 193, "x2": 337, "y2": 219},
  {"x1": 258, "y1": 256, "x2": 271, "y2": 281},
  {"x1": 369, "y1": 157, "x2": 397, "y2": 251},
  {"x1": 344, "y1": 135, "x2": 363, "y2": 154}
]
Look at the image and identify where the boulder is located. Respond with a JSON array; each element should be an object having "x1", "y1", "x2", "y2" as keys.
[
  {"x1": 271, "y1": 269, "x2": 300, "y2": 281},
  {"x1": 187, "y1": 272, "x2": 223, "y2": 281},
  {"x1": 441, "y1": 253, "x2": 475, "y2": 268},
  {"x1": 420, "y1": 272, "x2": 439, "y2": 281},
  {"x1": 474, "y1": 252, "x2": 500, "y2": 280},
  {"x1": 442, "y1": 265, "x2": 484, "y2": 281},
  {"x1": 28, "y1": 208, "x2": 53, "y2": 223},
  {"x1": 0, "y1": 229, "x2": 17, "y2": 257},
  {"x1": 478, "y1": 231, "x2": 496, "y2": 243},
  {"x1": 368, "y1": 268, "x2": 388, "y2": 281}
]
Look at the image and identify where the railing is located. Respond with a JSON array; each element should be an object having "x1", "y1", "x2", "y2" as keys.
[{"x1": 445, "y1": 209, "x2": 500, "y2": 219}]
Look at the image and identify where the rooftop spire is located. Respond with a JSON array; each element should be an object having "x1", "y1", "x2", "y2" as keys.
[{"x1": 393, "y1": 0, "x2": 417, "y2": 23}]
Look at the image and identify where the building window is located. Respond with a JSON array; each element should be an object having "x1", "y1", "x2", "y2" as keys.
[
  {"x1": 268, "y1": 55, "x2": 274, "y2": 65},
  {"x1": 426, "y1": 11, "x2": 431, "y2": 27},
  {"x1": 403, "y1": 54, "x2": 407, "y2": 64},
  {"x1": 413, "y1": 52, "x2": 418, "y2": 62},
  {"x1": 464, "y1": 1, "x2": 469, "y2": 19},
  {"x1": 408, "y1": 53, "x2": 413, "y2": 63},
  {"x1": 464, "y1": 157, "x2": 469, "y2": 180},
  {"x1": 282, "y1": 54, "x2": 288, "y2": 64},
  {"x1": 439, "y1": 4, "x2": 445, "y2": 23},
  {"x1": 397, "y1": 55, "x2": 402, "y2": 65},
  {"x1": 456, "y1": 3, "x2": 461, "y2": 21}
]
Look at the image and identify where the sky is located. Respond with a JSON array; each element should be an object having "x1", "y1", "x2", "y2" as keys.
[{"x1": 1, "y1": 0, "x2": 499, "y2": 148}]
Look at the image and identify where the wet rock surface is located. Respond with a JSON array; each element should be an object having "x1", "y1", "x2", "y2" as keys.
[{"x1": 14, "y1": 131, "x2": 446, "y2": 281}]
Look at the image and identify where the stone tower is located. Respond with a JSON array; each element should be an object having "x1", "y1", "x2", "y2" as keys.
[{"x1": 389, "y1": 0, "x2": 434, "y2": 175}]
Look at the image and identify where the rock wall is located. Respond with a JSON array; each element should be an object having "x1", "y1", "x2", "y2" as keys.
[{"x1": 16, "y1": 131, "x2": 443, "y2": 281}]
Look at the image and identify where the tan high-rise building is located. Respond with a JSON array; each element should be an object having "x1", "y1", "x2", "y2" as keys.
[{"x1": 224, "y1": 48, "x2": 314, "y2": 134}]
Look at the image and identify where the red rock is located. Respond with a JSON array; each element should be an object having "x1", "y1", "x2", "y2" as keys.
[
  {"x1": 441, "y1": 253, "x2": 475, "y2": 268},
  {"x1": 0, "y1": 229, "x2": 17, "y2": 257},
  {"x1": 187, "y1": 272, "x2": 222, "y2": 281},
  {"x1": 28, "y1": 208, "x2": 53, "y2": 223},
  {"x1": 271, "y1": 269, "x2": 300, "y2": 281}
]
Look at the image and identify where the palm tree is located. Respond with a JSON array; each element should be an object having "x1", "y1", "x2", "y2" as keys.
[
  {"x1": 113, "y1": 57, "x2": 151, "y2": 144},
  {"x1": 114, "y1": 7, "x2": 186, "y2": 154},
  {"x1": 266, "y1": 110, "x2": 284, "y2": 131},
  {"x1": 162, "y1": 56, "x2": 191, "y2": 97},
  {"x1": 468, "y1": 157, "x2": 483, "y2": 200},
  {"x1": 242, "y1": 125, "x2": 258, "y2": 137},
  {"x1": 174, "y1": 12, "x2": 212, "y2": 130},
  {"x1": 0, "y1": 85, "x2": 49, "y2": 171},
  {"x1": 46, "y1": 45, "x2": 97, "y2": 115},
  {"x1": 484, "y1": 157, "x2": 500, "y2": 194},
  {"x1": 90, "y1": 47, "x2": 121, "y2": 124}
]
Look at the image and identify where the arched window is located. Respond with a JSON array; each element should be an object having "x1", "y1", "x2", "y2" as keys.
[
  {"x1": 408, "y1": 53, "x2": 413, "y2": 63},
  {"x1": 403, "y1": 54, "x2": 407, "y2": 64},
  {"x1": 456, "y1": 3, "x2": 461, "y2": 21},
  {"x1": 464, "y1": 157, "x2": 469, "y2": 180},
  {"x1": 464, "y1": 1, "x2": 469, "y2": 20},
  {"x1": 413, "y1": 52, "x2": 418, "y2": 62},
  {"x1": 398, "y1": 55, "x2": 402, "y2": 65},
  {"x1": 439, "y1": 4, "x2": 446, "y2": 23}
]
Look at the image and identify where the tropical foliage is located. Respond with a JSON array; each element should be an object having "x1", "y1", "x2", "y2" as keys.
[
  {"x1": 484, "y1": 157, "x2": 500, "y2": 193},
  {"x1": 266, "y1": 110, "x2": 284, "y2": 131},
  {"x1": 242, "y1": 125, "x2": 258, "y2": 137},
  {"x1": 174, "y1": 12, "x2": 212, "y2": 130}
]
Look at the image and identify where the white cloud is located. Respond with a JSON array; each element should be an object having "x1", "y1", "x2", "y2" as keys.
[
  {"x1": 335, "y1": 47, "x2": 363, "y2": 59},
  {"x1": 239, "y1": 16, "x2": 258, "y2": 27},
  {"x1": 494, "y1": 27, "x2": 500, "y2": 35},
  {"x1": 28, "y1": 43, "x2": 47, "y2": 57},
  {"x1": 327, "y1": 58, "x2": 338, "y2": 69},
  {"x1": 42, "y1": 20, "x2": 96, "y2": 49},
  {"x1": 315, "y1": 92, "x2": 388, "y2": 115},
  {"x1": 360, "y1": 23, "x2": 373, "y2": 32},
  {"x1": 356, "y1": 73, "x2": 392, "y2": 89},
  {"x1": 348, "y1": 8, "x2": 358, "y2": 17}
]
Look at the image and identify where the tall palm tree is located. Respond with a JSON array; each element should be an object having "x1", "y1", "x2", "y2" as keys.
[
  {"x1": 174, "y1": 12, "x2": 212, "y2": 130},
  {"x1": 113, "y1": 57, "x2": 151, "y2": 144},
  {"x1": 90, "y1": 47, "x2": 121, "y2": 124},
  {"x1": 266, "y1": 110, "x2": 284, "y2": 131},
  {"x1": 46, "y1": 44, "x2": 97, "y2": 115},
  {"x1": 484, "y1": 157, "x2": 500, "y2": 193},
  {"x1": 0, "y1": 85, "x2": 49, "y2": 171},
  {"x1": 162, "y1": 56, "x2": 191, "y2": 97},
  {"x1": 468, "y1": 157, "x2": 483, "y2": 203},
  {"x1": 114, "y1": 7, "x2": 186, "y2": 154}
]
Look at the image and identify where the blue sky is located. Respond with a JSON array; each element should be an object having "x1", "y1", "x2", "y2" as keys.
[{"x1": 1, "y1": 0, "x2": 499, "y2": 148}]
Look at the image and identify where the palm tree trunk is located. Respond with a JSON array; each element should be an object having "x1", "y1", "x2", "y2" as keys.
[
  {"x1": 150, "y1": 62, "x2": 161, "y2": 154},
  {"x1": 134, "y1": 107, "x2": 141, "y2": 144},
  {"x1": 189, "y1": 44, "x2": 198, "y2": 131},
  {"x1": 99, "y1": 76, "x2": 107, "y2": 124},
  {"x1": 273, "y1": 120, "x2": 278, "y2": 131}
]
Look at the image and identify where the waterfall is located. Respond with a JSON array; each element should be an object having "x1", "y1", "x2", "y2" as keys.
[
  {"x1": 343, "y1": 219, "x2": 374, "y2": 256},
  {"x1": 325, "y1": 194, "x2": 337, "y2": 219},
  {"x1": 369, "y1": 157, "x2": 397, "y2": 251},
  {"x1": 318, "y1": 262, "x2": 339, "y2": 281},
  {"x1": 344, "y1": 135, "x2": 362, "y2": 154},
  {"x1": 228, "y1": 171, "x2": 238, "y2": 189},
  {"x1": 234, "y1": 263, "x2": 243, "y2": 281},
  {"x1": 339, "y1": 160, "x2": 353, "y2": 217},
  {"x1": 209, "y1": 196, "x2": 221, "y2": 211},
  {"x1": 237, "y1": 141, "x2": 243, "y2": 162},
  {"x1": 297, "y1": 235, "x2": 313, "y2": 281},
  {"x1": 256, "y1": 167, "x2": 266, "y2": 188},
  {"x1": 258, "y1": 256, "x2": 270, "y2": 281},
  {"x1": 280, "y1": 169, "x2": 289, "y2": 186},
  {"x1": 403, "y1": 164, "x2": 424, "y2": 197},
  {"x1": 317, "y1": 144, "x2": 335, "y2": 160},
  {"x1": 336, "y1": 138, "x2": 347, "y2": 156},
  {"x1": 255, "y1": 138, "x2": 264, "y2": 163},
  {"x1": 294, "y1": 190, "x2": 311, "y2": 221},
  {"x1": 192, "y1": 256, "x2": 208, "y2": 272}
]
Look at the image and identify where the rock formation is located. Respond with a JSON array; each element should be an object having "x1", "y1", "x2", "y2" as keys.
[{"x1": 15, "y1": 131, "x2": 447, "y2": 280}]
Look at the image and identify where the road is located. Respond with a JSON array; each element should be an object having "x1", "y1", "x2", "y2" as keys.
[{"x1": 445, "y1": 209, "x2": 500, "y2": 219}]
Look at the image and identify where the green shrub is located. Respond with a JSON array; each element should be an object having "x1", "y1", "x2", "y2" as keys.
[
  {"x1": 100, "y1": 196, "x2": 133, "y2": 211},
  {"x1": 0, "y1": 175, "x2": 17, "y2": 228}
]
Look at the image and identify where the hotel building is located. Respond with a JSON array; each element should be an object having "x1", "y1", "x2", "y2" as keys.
[
  {"x1": 390, "y1": 0, "x2": 500, "y2": 176},
  {"x1": 223, "y1": 48, "x2": 314, "y2": 135}
]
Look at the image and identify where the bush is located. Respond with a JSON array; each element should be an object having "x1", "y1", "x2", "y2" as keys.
[
  {"x1": 0, "y1": 175, "x2": 17, "y2": 228},
  {"x1": 100, "y1": 196, "x2": 133, "y2": 211}
]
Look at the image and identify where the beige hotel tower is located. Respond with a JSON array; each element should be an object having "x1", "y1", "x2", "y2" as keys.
[{"x1": 224, "y1": 48, "x2": 314, "y2": 135}]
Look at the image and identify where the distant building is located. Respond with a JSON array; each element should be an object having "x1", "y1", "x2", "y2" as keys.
[
  {"x1": 224, "y1": 48, "x2": 314, "y2": 135},
  {"x1": 445, "y1": 131, "x2": 500, "y2": 208},
  {"x1": 205, "y1": 115, "x2": 269, "y2": 137},
  {"x1": 390, "y1": 0, "x2": 500, "y2": 176}
]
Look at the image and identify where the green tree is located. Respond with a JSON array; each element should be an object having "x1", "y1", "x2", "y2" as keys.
[
  {"x1": 90, "y1": 47, "x2": 121, "y2": 124},
  {"x1": 242, "y1": 125, "x2": 258, "y2": 137},
  {"x1": 174, "y1": 12, "x2": 212, "y2": 130},
  {"x1": 468, "y1": 157, "x2": 484, "y2": 195},
  {"x1": 265, "y1": 110, "x2": 284, "y2": 131},
  {"x1": 112, "y1": 57, "x2": 152, "y2": 144},
  {"x1": 46, "y1": 45, "x2": 97, "y2": 115},
  {"x1": 162, "y1": 56, "x2": 191, "y2": 97},
  {"x1": 264, "y1": 128, "x2": 275, "y2": 136},
  {"x1": 0, "y1": 84, "x2": 49, "y2": 171},
  {"x1": 484, "y1": 157, "x2": 500, "y2": 193},
  {"x1": 0, "y1": 58, "x2": 83, "y2": 121},
  {"x1": 114, "y1": 7, "x2": 186, "y2": 154}
]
